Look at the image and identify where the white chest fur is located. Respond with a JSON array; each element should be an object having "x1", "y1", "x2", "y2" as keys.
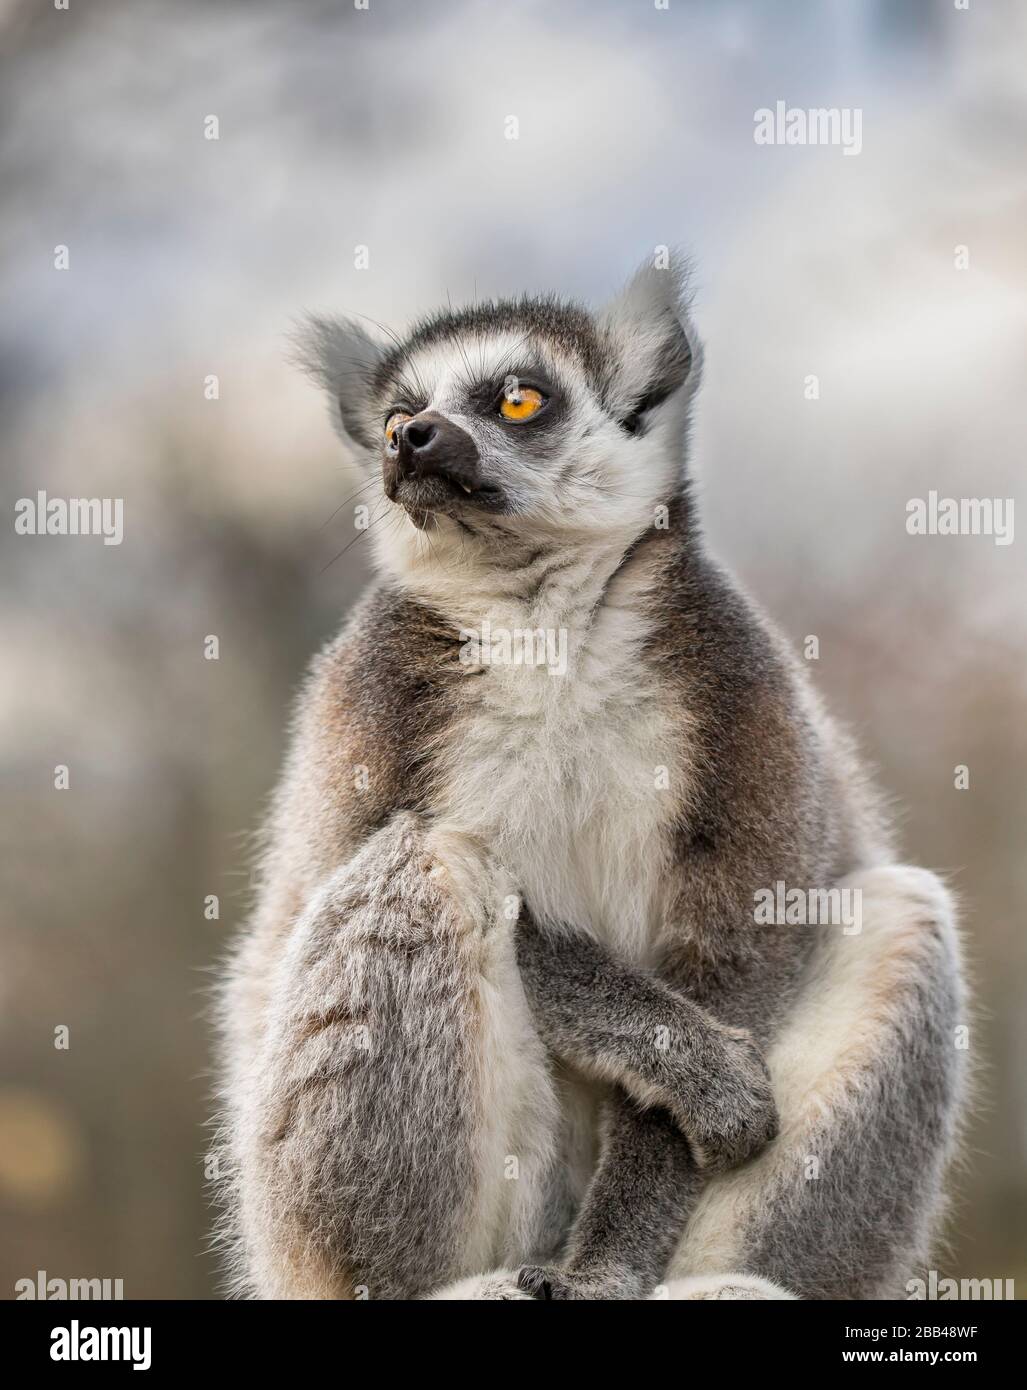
[{"x1": 431, "y1": 554, "x2": 685, "y2": 965}]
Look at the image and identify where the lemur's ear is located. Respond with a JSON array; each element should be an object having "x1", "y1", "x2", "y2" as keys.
[
  {"x1": 294, "y1": 315, "x2": 385, "y2": 453},
  {"x1": 597, "y1": 260, "x2": 702, "y2": 433}
]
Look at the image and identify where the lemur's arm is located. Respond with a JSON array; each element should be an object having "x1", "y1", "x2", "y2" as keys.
[
  {"x1": 514, "y1": 926, "x2": 789, "y2": 1301},
  {"x1": 515, "y1": 914, "x2": 777, "y2": 1172}
]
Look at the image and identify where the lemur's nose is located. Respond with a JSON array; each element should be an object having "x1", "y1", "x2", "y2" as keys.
[
  {"x1": 395, "y1": 410, "x2": 481, "y2": 491},
  {"x1": 402, "y1": 418, "x2": 438, "y2": 452}
]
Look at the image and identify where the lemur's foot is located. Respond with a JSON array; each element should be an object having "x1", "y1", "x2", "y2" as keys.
[{"x1": 516, "y1": 1263, "x2": 647, "y2": 1301}]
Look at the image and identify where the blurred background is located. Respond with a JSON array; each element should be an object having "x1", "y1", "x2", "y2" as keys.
[{"x1": 1, "y1": 0, "x2": 1024, "y2": 1298}]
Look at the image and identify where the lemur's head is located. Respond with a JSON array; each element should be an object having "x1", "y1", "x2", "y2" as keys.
[{"x1": 301, "y1": 260, "x2": 702, "y2": 575}]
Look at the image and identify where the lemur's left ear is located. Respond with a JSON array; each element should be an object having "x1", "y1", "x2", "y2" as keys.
[
  {"x1": 597, "y1": 260, "x2": 702, "y2": 433},
  {"x1": 293, "y1": 314, "x2": 385, "y2": 454}
]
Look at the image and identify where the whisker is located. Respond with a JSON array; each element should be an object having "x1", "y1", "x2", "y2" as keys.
[
  {"x1": 318, "y1": 498, "x2": 395, "y2": 574},
  {"x1": 318, "y1": 477, "x2": 380, "y2": 530}
]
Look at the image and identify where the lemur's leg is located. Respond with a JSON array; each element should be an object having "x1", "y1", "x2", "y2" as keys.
[
  {"x1": 666, "y1": 865, "x2": 967, "y2": 1300},
  {"x1": 518, "y1": 1094, "x2": 701, "y2": 1300},
  {"x1": 228, "y1": 814, "x2": 559, "y2": 1299}
]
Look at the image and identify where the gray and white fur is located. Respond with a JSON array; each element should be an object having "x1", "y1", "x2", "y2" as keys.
[{"x1": 214, "y1": 261, "x2": 968, "y2": 1300}]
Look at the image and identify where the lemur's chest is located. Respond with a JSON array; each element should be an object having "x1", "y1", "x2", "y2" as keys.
[{"x1": 434, "y1": 605, "x2": 685, "y2": 963}]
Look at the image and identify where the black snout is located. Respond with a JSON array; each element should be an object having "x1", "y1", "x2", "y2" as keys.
[
  {"x1": 395, "y1": 410, "x2": 481, "y2": 491},
  {"x1": 402, "y1": 418, "x2": 438, "y2": 453}
]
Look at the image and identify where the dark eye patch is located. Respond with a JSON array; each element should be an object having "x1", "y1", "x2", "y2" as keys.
[
  {"x1": 465, "y1": 365, "x2": 560, "y2": 418},
  {"x1": 380, "y1": 377, "x2": 428, "y2": 424},
  {"x1": 382, "y1": 398, "x2": 424, "y2": 423},
  {"x1": 466, "y1": 366, "x2": 571, "y2": 465}
]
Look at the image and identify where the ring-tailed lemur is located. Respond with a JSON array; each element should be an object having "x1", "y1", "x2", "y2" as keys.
[{"x1": 215, "y1": 261, "x2": 967, "y2": 1300}]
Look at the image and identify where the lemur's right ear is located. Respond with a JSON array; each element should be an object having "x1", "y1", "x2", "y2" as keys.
[
  {"x1": 597, "y1": 259, "x2": 703, "y2": 434},
  {"x1": 294, "y1": 315, "x2": 385, "y2": 454}
]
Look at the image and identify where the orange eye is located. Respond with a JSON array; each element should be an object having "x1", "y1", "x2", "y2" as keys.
[
  {"x1": 385, "y1": 412, "x2": 411, "y2": 444},
  {"x1": 499, "y1": 387, "x2": 545, "y2": 422}
]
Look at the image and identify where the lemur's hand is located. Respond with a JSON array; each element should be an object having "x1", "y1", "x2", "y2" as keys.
[{"x1": 664, "y1": 1024, "x2": 778, "y2": 1172}]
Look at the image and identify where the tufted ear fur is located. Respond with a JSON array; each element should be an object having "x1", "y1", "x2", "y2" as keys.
[
  {"x1": 597, "y1": 258, "x2": 703, "y2": 435},
  {"x1": 294, "y1": 315, "x2": 386, "y2": 454}
]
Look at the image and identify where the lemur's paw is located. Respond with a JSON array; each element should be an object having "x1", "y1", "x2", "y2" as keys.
[
  {"x1": 683, "y1": 1028, "x2": 779, "y2": 1172},
  {"x1": 516, "y1": 1264, "x2": 646, "y2": 1301}
]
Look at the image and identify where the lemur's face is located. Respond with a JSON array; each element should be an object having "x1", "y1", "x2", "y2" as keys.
[
  {"x1": 302, "y1": 262, "x2": 701, "y2": 559},
  {"x1": 375, "y1": 334, "x2": 593, "y2": 530}
]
